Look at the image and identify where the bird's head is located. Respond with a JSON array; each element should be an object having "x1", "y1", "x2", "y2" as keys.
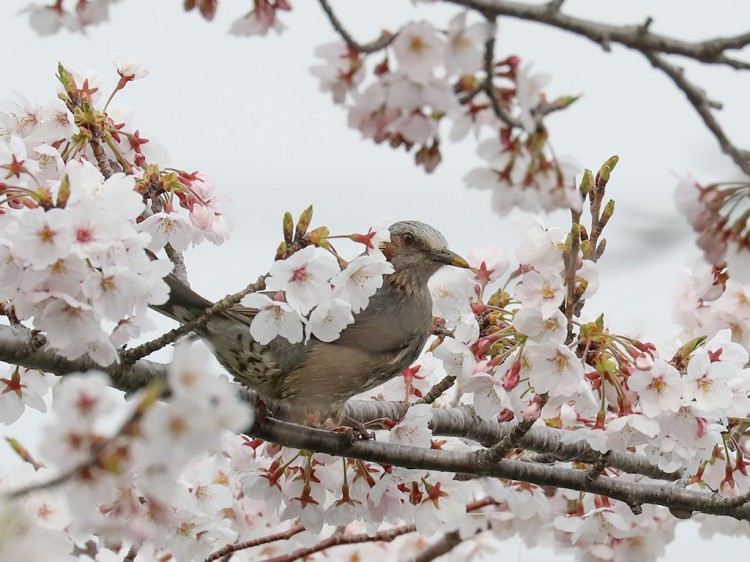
[{"x1": 381, "y1": 220, "x2": 469, "y2": 290}]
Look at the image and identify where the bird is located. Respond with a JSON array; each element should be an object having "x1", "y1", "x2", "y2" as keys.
[{"x1": 153, "y1": 220, "x2": 469, "y2": 427}]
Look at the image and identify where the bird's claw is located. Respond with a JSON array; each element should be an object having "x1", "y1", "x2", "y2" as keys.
[{"x1": 338, "y1": 416, "x2": 375, "y2": 441}]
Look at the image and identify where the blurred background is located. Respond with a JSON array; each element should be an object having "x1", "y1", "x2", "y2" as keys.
[{"x1": 2, "y1": 0, "x2": 750, "y2": 559}]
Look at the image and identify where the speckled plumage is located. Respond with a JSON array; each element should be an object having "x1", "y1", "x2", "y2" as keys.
[{"x1": 154, "y1": 220, "x2": 468, "y2": 425}]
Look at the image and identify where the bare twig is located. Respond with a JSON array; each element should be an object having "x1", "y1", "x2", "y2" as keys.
[
  {"x1": 482, "y1": 17, "x2": 523, "y2": 128},
  {"x1": 317, "y1": 0, "x2": 394, "y2": 53},
  {"x1": 643, "y1": 52, "x2": 750, "y2": 176},
  {"x1": 445, "y1": 0, "x2": 750, "y2": 69},
  {"x1": 258, "y1": 523, "x2": 416, "y2": 562},
  {"x1": 165, "y1": 243, "x2": 189, "y2": 285},
  {"x1": 416, "y1": 374, "x2": 456, "y2": 405}
]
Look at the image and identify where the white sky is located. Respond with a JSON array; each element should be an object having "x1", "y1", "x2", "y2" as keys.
[{"x1": 1, "y1": 0, "x2": 750, "y2": 559}]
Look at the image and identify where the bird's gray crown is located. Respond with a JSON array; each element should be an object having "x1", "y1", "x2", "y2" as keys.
[{"x1": 388, "y1": 220, "x2": 448, "y2": 252}]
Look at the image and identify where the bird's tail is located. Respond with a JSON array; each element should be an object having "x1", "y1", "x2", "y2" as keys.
[{"x1": 151, "y1": 274, "x2": 215, "y2": 323}]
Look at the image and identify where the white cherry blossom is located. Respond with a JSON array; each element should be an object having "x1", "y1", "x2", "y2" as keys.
[
  {"x1": 628, "y1": 359, "x2": 682, "y2": 417},
  {"x1": 265, "y1": 246, "x2": 338, "y2": 314},
  {"x1": 241, "y1": 292, "x2": 305, "y2": 344},
  {"x1": 331, "y1": 254, "x2": 393, "y2": 313}
]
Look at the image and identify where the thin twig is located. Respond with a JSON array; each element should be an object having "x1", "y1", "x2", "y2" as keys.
[
  {"x1": 563, "y1": 213, "x2": 582, "y2": 343},
  {"x1": 205, "y1": 525, "x2": 305, "y2": 562},
  {"x1": 317, "y1": 0, "x2": 394, "y2": 53},
  {"x1": 584, "y1": 451, "x2": 611, "y2": 483},
  {"x1": 258, "y1": 524, "x2": 416, "y2": 562},
  {"x1": 474, "y1": 395, "x2": 548, "y2": 469},
  {"x1": 482, "y1": 17, "x2": 522, "y2": 128},
  {"x1": 416, "y1": 375, "x2": 456, "y2": 405},
  {"x1": 121, "y1": 275, "x2": 266, "y2": 364},
  {"x1": 413, "y1": 530, "x2": 463, "y2": 562},
  {"x1": 643, "y1": 51, "x2": 750, "y2": 176}
]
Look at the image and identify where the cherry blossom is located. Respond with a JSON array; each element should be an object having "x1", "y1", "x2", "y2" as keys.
[
  {"x1": 265, "y1": 246, "x2": 338, "y2": 314},
  {"x1": 331, "y1": 254, "x2": 393, "y2": 313},
  {"x1": 525, "y1": 342, "x2": 583, "y2": 397},
  {"x1": 113, "y1": 56, "x2": 150, "y2": 81},
  {"x1": 389, "y1": 404, "x2": 434, "y2": 448},
  {"x1": 306, "y1": 297, "x2": 354, "y2": 342},
  {"x1": 8, "y1": 207, "x2": 72, "y2": 269},
  {"x1": 683, "y1": 350, "x2": 734, "y2": 412},
  {"x1": 241, "y1": 292, "x2": 306, "y2": 345},
  {"x1": 515, "y1": 269, "x2": 566, "y2": 319},
  {"x1": 311, "y1": 41, "x2": 365, "y2": 104},
  {"x1": 513, "y1": 307, "x2": 567, "y2": 343},
  {"x1": 444, "y1": 12, "x2": 488, "y2": 76},
  {"x1": 391, "y1": 22, "x2": 444, "y2": 82},
  {"x1": 0, "y1": 366, "x2": 54, "y2": 425}
]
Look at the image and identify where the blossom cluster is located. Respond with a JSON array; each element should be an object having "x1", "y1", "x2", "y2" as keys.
[
  {"x1": 310, "y1": 15, "x2": 581, "y2": 214},
  {"x1": 242, "y1": 232, "x2": 394, "y2": 344},
  {"x1": 1, "y1": 342, "x2": 251, "y2": 561},
  {"x1": 675, "y1": 177, "x2": 750, "y2": 282},
  {"x1": 22, "y1": 2, "x2": 582, "y2": 216},
  {"x1": 0, "y1": 61, "x2": 231, "y2": 365}
]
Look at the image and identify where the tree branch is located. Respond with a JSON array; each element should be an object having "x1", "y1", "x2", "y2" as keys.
[
  {"x1": 248, "y1": 414, "x2": 750, "y2": 520},
  {"x1": 445, "y1": 0, "x2": 750, "y2": 69},
  {"x1": 258, "y1": 523, "x2": 415, "y2": 562},
  {"x1": 344, "y1": 400, "x2": 676, "y2": 481},
  {"x1": 0, "y1": 324, "x2": 166, "y2": 393},
  {"x1": 0, "y1": 323, "x2": 676, "y2": 486}
]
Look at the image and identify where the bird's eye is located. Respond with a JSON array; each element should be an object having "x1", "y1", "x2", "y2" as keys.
[{"x1": 402, "y1": 232, "x2": 416, "y2": 245}]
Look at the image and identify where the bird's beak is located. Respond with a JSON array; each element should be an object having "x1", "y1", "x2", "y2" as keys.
[{"x1": 431, "y1": 249, "x2": 470, "y2": 269}]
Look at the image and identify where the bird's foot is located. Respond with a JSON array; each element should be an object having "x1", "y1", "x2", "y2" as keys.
[
  {"x1": 254, "y1": 396, "x2": 272, "y2": 422},
  {"x1": 337, "y1": 415, "x2": 376, "y2": 441}
]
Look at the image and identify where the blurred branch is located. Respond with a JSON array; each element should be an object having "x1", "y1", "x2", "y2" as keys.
[
  {"x1": 413, "y1": 530, "x2": 463, "y2": 562},
  {"x1": 0, "y1": 324, "x2": 166, "y2": 393}
]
